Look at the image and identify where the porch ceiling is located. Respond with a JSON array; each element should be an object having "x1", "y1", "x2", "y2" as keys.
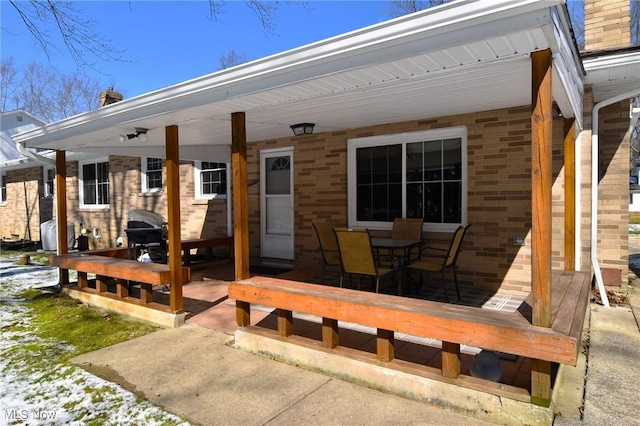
[{"x1": 13, "y1": 0, "x2": 577, "y2": 163}]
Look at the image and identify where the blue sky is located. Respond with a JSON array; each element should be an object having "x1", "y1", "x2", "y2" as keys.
[{"x1": 1, "y1": 1, "x2": 394, "y2": 99}]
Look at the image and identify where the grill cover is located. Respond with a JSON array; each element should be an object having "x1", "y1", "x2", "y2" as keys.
[
  {"x1": 127, "y1": 210, "x2": 165, "y2": 229},
  {"x1": 125, "y1": 210, "x2": 167, "y2": 262}
]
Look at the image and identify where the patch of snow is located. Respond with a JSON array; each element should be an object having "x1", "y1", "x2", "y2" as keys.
[{"x1": 0, "y1": 256, "x2": 191, "y2": 425}]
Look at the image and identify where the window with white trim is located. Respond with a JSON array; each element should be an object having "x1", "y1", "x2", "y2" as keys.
[
  {"x1": 43, "y1": 167, "x2": 55, "y2": 197},
  {"x1": 348, "y1": 127, "x2": 467, "y2": 232},
  {"x1": 79, "y1": 158, "x2": 109, "y2": 209},
  {"x1": 194, "y1": 161, "x2": 227, "y2": 199},
  {"x1": 0, "y1": 171, "x2": 6, "y2": 203},
  {"x1": 141, "y1": 157, "x2": 163, "y2": 193}
]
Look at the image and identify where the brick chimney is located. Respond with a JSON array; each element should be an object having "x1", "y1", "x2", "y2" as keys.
[
  {"x1": 584, "y1": 0, "x2": 631, "y2": 50},
  {"x1": 99, "y1": 88, "x2": 123, "y2": 106}
]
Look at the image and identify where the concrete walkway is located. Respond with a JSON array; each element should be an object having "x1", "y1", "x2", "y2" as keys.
[
  {"x1": 554, "y1": 235, "x2": 640, "y2": 425},
  {"x1": 70, "y1": 292, "x2": 640, "y2": 426},
  {"x1": 71, "y1": 325, "x2": 492, "y2": 425}
]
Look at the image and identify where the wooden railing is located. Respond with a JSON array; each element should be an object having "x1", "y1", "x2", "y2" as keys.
[
  {"x1": 53, "y1": 252, "x2": 190, "y2": 310},
  {"x1": 229, "y1": 270, "x2": 591, "y2": 406}
]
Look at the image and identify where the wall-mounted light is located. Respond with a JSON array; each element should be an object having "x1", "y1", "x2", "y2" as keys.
[
  {"x1": 290, "y1": 122, "x2": 315, "y2": 136},
  {"x1": 119, "y1": 127, "x2": 148, "y2": 143}
]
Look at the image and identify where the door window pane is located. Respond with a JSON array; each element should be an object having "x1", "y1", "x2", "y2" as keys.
[
  {"x1": 266, "y1": 156, "x2": 291, "y2": 195},
  {"x1": 266, "y1": 197, "x2": 291, "y2": 236}
]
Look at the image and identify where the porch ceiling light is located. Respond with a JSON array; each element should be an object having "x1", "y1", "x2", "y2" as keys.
[
  {"x1": 119, "y1": 127, "x2": 148, "y2": 143},
  {"x1": 290, "y1": 122, "x2": 315, "y2": 136}
]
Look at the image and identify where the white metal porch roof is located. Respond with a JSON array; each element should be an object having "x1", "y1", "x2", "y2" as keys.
[{"x1": 13, "y1": 0, "x2": 580, "y2": 163}]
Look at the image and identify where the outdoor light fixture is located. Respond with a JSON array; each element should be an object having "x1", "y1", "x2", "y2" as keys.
[
  {"x1": 290, "y1": 122, "x2": 315, "y2": 136},
  {"x1": 119, "y1": 127, "x2": 148, "y2": 143}
]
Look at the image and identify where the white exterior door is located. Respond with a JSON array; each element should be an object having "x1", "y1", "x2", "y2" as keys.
[{"x1": 260, "y1": 148, "x2": 294, "y2": 260}]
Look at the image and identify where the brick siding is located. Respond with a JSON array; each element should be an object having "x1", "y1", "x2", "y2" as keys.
[{"x1": 585, "y1": 0, "x2": 631, "y2": 50}]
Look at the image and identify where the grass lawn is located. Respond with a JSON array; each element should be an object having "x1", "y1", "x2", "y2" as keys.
[
  {"x1": 1, "y1": 250, "x2": 189, "y2": 424},
  {"x1": 16, "y1": 288, "x2": 160, "y2": 358}
]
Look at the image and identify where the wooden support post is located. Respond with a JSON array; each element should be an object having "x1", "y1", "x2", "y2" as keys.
[
  {"x1": 96, "y1": 275, "x2": 107, "y2": 293},
  {"x1": 322, "y1": 317, "x2": 339, "y2": 349},
  {"x1": 55, "y1": 151, "x2": 69, "y2": 285},
  {"x1": 441, "y1": 341, "x2": 461, "y2": 378},
  {"x1": 232, "y1": 112, "x2": 250, "y2": 280},
  {"x1": 531, "y1": 48, "x2": 553, "y2": 406},
  {"x1": 78, "y1": 271, "x2": 88, "y2": 289},
  {"x1": 277, "y1": 308, "x2": 293, "y2": 337},
  {"x1": 140, "y1": 283, "x2": 153, "y2": 304},
  {"x1": 165, "y1": 125, "x2": 183, "y2": 312},
  {"x1": 376, "y1": 328, "x2": 394, "y2": 362},
  {"x1": 116, "y1": 278, "x2": 129, "y2": 298},
  {"x1": 564, "y1": 117, "x2": 576, "y2": 271},
  {"x1": 236, "y1": 300, "x2": 250, "y2": 327},
  {"x1": 531, "y1": 359, "x2": 552, "y2": 407}
]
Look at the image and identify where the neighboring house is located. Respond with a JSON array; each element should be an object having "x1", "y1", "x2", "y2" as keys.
[
  {"x1": 0, "y1": 110, "x2": 53, "y2": 241},
  {"x1": 10, "y1": 0, "x2": 639, "y2": 292}
]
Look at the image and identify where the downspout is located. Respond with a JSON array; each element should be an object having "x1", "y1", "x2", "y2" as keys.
[
  {"x1": 591, "y1": 88, "x2": 640, "y2": 308},
  {"x1": 15, "y1": 143, "x2": 56, "y2": 166}
]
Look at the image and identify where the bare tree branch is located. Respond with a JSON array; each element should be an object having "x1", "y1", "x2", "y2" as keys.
[
  {"x1": 0, "y1": 57, "x2": 19, "y2": 112},
  {"x1": 218, "y1": 49, "x2": 249, "y2": 70},
  {"x1": 6, "y1": 0, "x2": 124, "y2": 70},
  {"x1": 206, "y1": 1, "x2": 307, "y2": 35},
  {"x1": 1, "y1": 59, "x2": 104, "y2": 121},
  {"x1": 384, "y1": 0, "x2": 448, "y2": 18},
  {"x1": 245, "y1": 0, "x2": 279, "y2": 34}
]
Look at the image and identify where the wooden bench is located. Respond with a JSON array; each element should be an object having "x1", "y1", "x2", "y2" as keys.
[
  {"x1": 53, "y1": 253, "x2": 190, "y2": 304},
  {"x1": 181, "y1": 237, "x2": 233, "y2": 266},
  {"x1": 229, "y1": 269, "x2": 591, "y2": 404}
]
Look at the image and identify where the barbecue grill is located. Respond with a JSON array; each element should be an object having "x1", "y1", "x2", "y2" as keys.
[{"x1": 125, "y1": 210, "x2": 167, "y2": 263}]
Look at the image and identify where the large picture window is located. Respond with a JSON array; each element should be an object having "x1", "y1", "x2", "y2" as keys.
[
  {"x1": 348, "y1": 127, "x2": 467, "y2": 232},
  {"x1": 194, "y1": 161, "x2": 227, "y2": 200},
  {"x1": 141, "y1": 157, "x2": 163, "y2": 193},
  {"x1": 79, "y1": 158, "x2": 109, "y2": 209}
]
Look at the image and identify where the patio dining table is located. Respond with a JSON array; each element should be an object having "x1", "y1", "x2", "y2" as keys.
[{"x1": 371, "y1": 238, "x2": 422, "y2": 296}]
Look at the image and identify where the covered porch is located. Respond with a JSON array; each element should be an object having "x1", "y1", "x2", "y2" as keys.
[{"x1": 14, "y1": 0, "x2": 597, "y2": 417}]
